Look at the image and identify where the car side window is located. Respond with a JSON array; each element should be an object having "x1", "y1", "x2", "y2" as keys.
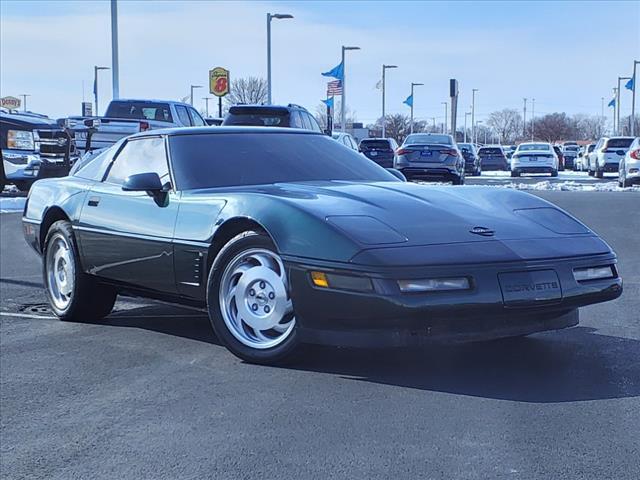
[
  {"x1": 289, "y1": 111, "x2": 304, "y2": 129},
  {"x1": 188, "y1": 107, "x2": 205, "y2": 126},
  {"x1": 175, "y1": 105, "x2": 192, "y2": 126},
  {"x1": 306, "y1": 113, "x2": 322, "y2": 133},
  {"x1": 105, "y1": 137, "x2": 170, "y2": 186},
  {"x1": 299, "y1": 111, "x2": 312, "y2": 130}
]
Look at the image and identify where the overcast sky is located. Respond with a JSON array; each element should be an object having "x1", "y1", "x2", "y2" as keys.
[{"x1": 1, "y1": 0, "x2": 638, "y2": 124}]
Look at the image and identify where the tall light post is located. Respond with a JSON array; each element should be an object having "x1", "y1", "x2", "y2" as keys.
[
  {"x1": 111, "y1": 0, "x2": 120, "y2": 99},
  {"x1": 476, "y1": 120, "x2": 483, "y2": 145},
  {"x1": 430, "y1": 117, "x2": 436, "y2": 131},
  {"x1": 617, "y1": 76, "x2": 631, "y2": 135},
  {"x1": 190, "y1": 85, "x2": 202, "y2": 107},
  {"x1": 464, "y1": 111, "x2": 471, "y2": 142},
  {"x1": 601, "y1": 96, "x2": 605, "y2": 134},
  {"x1": 20, "y1": 94, "x2": 30, "y2": 112},
  {"x1": 409, "y1": 82, "x2": 423, "y2": 134},
  {"x1": 523, "y1": 97, "x2": 527, "y2": 137},
  {"x1": 441, "y1": 101, "x2": 448, "y2": 134},
  {"x1": 94, "y1": 66, "x2": 110, "y2": 116},
  {"x1": 531, "y1": 98, "x2": 535, "y2": 141},
  {"x1": 381, "y1": 64, "x2": 398, "y2": 138},
  {"x1": 341, "y1": 46, "x2": 360, "y2": 132},
  {"x1": 471, "y1": 88, "x2": 478, "y2": 145},
  {"x1": 632, "y1": 60, "x2": 639, "y2": 136},
  {"x1": 202, "y1": 97, "x2": 212, "y2": 117},
  {"x1": 266, "y1": 13, "x2": 293, "y2": 105},
  {"x1": 613, "y1": 87, "x2": 618, "y2": 134}
]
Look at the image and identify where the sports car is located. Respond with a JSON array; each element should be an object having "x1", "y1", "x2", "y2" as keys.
[{"x1": 23, "y1": 127, "x2": 623, "y2": 364}]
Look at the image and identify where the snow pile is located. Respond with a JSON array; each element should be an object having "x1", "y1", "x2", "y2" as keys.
[
  {"x1": 0, "y1": 197, "x2": 27, "y2": 213},
  {"x1": 413, "y1": 180, "x2": 640, "y2": 192}
]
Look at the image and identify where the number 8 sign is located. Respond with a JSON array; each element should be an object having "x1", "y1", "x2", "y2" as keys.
[{"x1": 209, "y1": 67, "x2": 230, "y2": 97}]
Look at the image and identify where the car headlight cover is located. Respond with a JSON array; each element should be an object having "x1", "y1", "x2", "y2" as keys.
[
  {"x1": 573, "y1": 266, "x2": 615, "y2": 282},
  {"x1": 398, "y1": 277, "x2": 470, "y2": 293},
  {"x1": 7, "y1": 130, "x2": 35, "y2": 150}
]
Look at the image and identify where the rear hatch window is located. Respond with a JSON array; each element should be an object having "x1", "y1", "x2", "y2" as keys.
[
  {"x1": 605, "y1": 138, "x2": 633, "y2": 150},
  {"x1": 105, "y1": 101, "x2": 173, "y2": 122},
  {"x1": 223, "y1": 107, "x2": 290, "y2": 127},
  {"x1": 360, "y1": 140, "x2": 392, "y2": 151},
  {"x1": 478, "y1": 148, "x2": 504, "y2": 156}
]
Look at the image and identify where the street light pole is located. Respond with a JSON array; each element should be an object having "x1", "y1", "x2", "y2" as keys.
[
  {"x1": 464, "y1": 111, "x2": 471, "y2": 142},
  {"x1": 94, "y1": 66, "x2": 110, "y2": 116},
  {"x1": 613, "y1": 87, "x2": 618, "y2": 134},
  {"x1": 110, "y1": 0, "x2": 120, "y2": 99},
  {"x1": 20, "y1": 94, "x2": 30, "y2": 112},
  {"x1": 431, "y1": 117, "x2": 436, "y2": 131},
  {"x1": 476, "y1": 120, "x2": 483, "y2": 145},
  {"x1": 523, "y1": 98, "x2": 527, "y2": 137},
  {"x1": 202, "y1": 97, "x2": 212, "y2": 117},
  {"x1": 190, "y1": 85, "x2": 202, "y2": 106},
  {"x1": 601, "y1": 96, "x2": 605, "y2": 134},
  {"x1": 409, "y1": 82, "x2": 423, "y2": 134},
  {"x1": 617, "y1": 76, "x2": 631, "y2": 135},
  {"x1": 381, "y1": 64, "x2": 397, "y2": 138},
  {"x1": 531, "y1": 98, "x2": 535, "y2": 141},
  {"x1": 266, "y1": 13, "x2": 293, "y2": 105},
  {"x1": 471, "y1": 88, "x2": 478, "y2": 144},
  {"x1": 632, "y1": 60, "x2": 639, "y2": 136},
  {"x1": 341, "y1": 46, "x2": 360, "y2": 132},
  {"x1": 441, "y1": 102, "x2": 448, "y2": 134}
]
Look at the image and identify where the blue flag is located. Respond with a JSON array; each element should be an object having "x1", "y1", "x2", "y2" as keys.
[
  {"x1": 608, "y1": 98, "x2": 615, "y2": 107},
  {"x1": 321, "y1": 61, "x2": 344, "y2": 81},
  {"x1": 403, "y1": 94, "x2": 413, "y2": 107},
  {"x1": 322, "y1": 97, "x2": 334, "y2": 109},
  {"x1": 625, "y1": 76, "x2": 635, "y2": 91}
]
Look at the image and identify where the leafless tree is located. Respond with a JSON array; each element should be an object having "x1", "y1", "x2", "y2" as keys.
[
  {"x1": 486, "y1": 109, "x2": 523, "y2": 144},
  {"x1": 224, "y1": 77, "x2": 267, "y2": 107},
  {"x1": 315, "y1": 100, "x2": 358, "y2": 131},
  {"x1": 573, "y1": 114, "x2": 604, "y2": 141},
  {"x1": 531, "y1": 113, "x2": 576, "y2": 143}
]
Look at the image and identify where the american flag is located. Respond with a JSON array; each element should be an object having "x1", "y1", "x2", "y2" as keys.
[{"x1": 327, "y1": 80, "x2": 343, "y2": 96}]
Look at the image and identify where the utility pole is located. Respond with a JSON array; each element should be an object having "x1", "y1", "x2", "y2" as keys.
[
  {"x1": 20, "y1": 94, "x2": 30, "y2": 112},
  {"x1": 441, "y1": 102, "x2": 448, "y2": 134},
  {"x1": 202, "y1": 97, "x2": 212, "y2": 117},
  {"x1": 409, "y1": 82, "x2": 423, "y2": 134},
  {"x1": 531, "y1": 98, "x2": 535, "y2": 141},
  {"x1": 266, "y1": 13, "x2": 293, "y2": 105},
  {"x1": 523, "y1": 98, "x2": 527, "y2": 137},
  {"x1": 632, "y1": 60, "x2": 639, "y2": 136},
  {"x1": 110, "y1": 0, "x2": 120, "y2": 99},
  {"x1": 471, "y1": 89, "x2": 478, "y2": 144},
  {"x1": 381, "y1": 64, "x2": 398, "y2": 138},
  {"x1": 617, "y1": 76, "x2": 631, "y2": 135}
]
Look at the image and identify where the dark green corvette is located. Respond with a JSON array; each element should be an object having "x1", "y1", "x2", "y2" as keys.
[{"x1": 23, "y1": 127, "x2": 622, "y2": 364}]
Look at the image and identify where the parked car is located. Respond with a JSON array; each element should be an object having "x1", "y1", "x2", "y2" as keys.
[
  {"x1": 1, "y1": 110, "x2": 77, "y2": 191},
  {"x1": 222, "y1": 104, "x2": 322, "y2": 132},
  {"x1": 511, "y1": 142, "x2": 559, "y2": 177},
  {"x1": 457, "y1": 142, "x2": 481, "y2": 176},
  {"x1": 476, "y1": 146, "x2": 508, "y2": 171},
  {"x1": 332, "y1": 132, "x2": 359, "y2": 151},
  {"x1": 591, "y1": 136, "x2": 635, "y2": 178},
  {"x1": 576, "y1": 143, "x2": 596, "y2": 171},
  {"x1": 562, "y1": 145, "x2": 580, "y2": 170},
  {"x1": 23, "y1": 126, "x2": 622, "y2": 364},
  {"x1": 552, "y1": 145, "x2": 565, "y2": 171},
  {"x1": 68, "y1": 99, "x2": 206, "y2": 154},
  {"x1": 204, "y1": 117, "x2": 224, "y2": 126},
  {"x1": 359, "y1": 137, "x2": 398, "y2": 167},
  {"x1": 395, "y1": 133, "x2": 464, "y2": 184},
  {"x1": 618, "y1": 137, "x2": 640, "y2": 187}
]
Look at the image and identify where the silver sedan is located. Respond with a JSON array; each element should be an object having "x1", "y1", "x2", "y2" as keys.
[{"x1": 619, "y1": 137, "x2": 640, "y2": 187}]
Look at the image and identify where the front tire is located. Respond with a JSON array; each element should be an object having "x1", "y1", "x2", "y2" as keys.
[
  {"x1": 206, "y1": 231, "x2": 300, "y2": 364},
  {"x1": 43, "y1": 220, "x2": 117, "y2": 322}
]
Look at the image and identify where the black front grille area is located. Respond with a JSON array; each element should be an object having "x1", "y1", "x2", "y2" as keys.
[{"x1": 36, "y1": 129, "x2": 74, "y2": 163}]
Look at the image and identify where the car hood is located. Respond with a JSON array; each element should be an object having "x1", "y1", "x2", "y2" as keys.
[{"x1": 255, "y1": 181, "x2": 596, "y2": 248}]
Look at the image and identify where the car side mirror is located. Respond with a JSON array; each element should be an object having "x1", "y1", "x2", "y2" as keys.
[
  {"x1": 386, "y1": 168, "x2": 407, "y2": 182},
  {"x1": 122, "y1": 172, "x2": 164, "y2": 193}
]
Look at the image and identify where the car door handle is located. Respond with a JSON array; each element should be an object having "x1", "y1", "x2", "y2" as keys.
[{"x1": 87, "y1": 196, "x2": 100, "y2": 207}]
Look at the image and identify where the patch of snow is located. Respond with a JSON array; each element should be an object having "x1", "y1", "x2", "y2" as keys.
[
  {"x1": 0, "y1": 197, "x2": 27, "y2": 213},
  {"x1": 414, "y1": 180, "x2": 640, "y2": 192}
]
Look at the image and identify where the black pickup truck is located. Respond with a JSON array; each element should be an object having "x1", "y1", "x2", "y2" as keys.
[{"x1": 1, "y1": 110, "x2": 77, "y2": 191}]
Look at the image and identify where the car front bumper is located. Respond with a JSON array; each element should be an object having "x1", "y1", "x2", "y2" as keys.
[{"x1": 285, "y1": 253, "x2": 622, "y2": 347}]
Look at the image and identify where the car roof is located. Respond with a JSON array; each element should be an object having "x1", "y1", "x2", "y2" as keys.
[
  {"x1": 130, "y1": 125, "x2": 323, "y2": 138},
  {"x1": 110, "y1": 98, "x2": 190, "y2": 106}
]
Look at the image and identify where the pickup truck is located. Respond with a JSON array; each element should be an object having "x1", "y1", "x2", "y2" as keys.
[{"x1": 68, "y1": 99, "x2": 207, "y2": 153}]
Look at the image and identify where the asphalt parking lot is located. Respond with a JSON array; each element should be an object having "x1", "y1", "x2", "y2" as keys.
[{"x1": 1, "y1": 189, "x2": 639, "y2": 480}]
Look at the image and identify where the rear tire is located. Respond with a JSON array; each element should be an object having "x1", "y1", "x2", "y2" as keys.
[
  {"x1": 43, "y1": 220, "x2": 117, "y2": 322},
  {"x1": 206, "y1": 231, "x2": 301, "y2": 365},
  {"x1": 551, "y1": 169, "x2": 558, "y2": 177},
  {"x1": 596, "y1": 168, "x2": 604, "y2": 179},
  {"x1": 510, "y1": 170, "x2": 520, "y2": 178}
]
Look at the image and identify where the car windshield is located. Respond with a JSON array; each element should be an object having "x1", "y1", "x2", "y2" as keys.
[
  {"x1": 105, "y1": 101, "x2": 173, "y2": 122},
  {"x1": 518, "y1": 144, "x2": 550, "y2": 151},
  {"x1": 404, "y1": 134, "x2": 452, "y2": 145},
  {"x1": 606, "y1": 138, "x2": 634, "y2": 149},
  {"x1": 169, "y1": 132, "x2": 397, "y2": 190},
  {"x1": 223, "y1": 107, "x2": 290, "y2": 127},
  {"x1": 359, "y1": 140, "x2": 392, "y2": 150},
  {"x1": 564, "y1": 146, "x2": 579, "y2": 151},
  {"x1": 457, "y1": 143, "x2": 473, "y2": 152},
  {"x1": 478, "y1": 147, "x2": 504, "y2": 155}
]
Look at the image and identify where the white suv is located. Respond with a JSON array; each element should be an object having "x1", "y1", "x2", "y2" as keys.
[{"x1": 590, "y1": 136, "x2": 635, "y2": 178}]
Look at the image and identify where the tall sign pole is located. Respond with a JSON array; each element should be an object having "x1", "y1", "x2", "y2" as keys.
[
  {"x1": 210, "y1": 67, "x2": 230, "y2": 117},
  {"x1": 111, "y1": 0, "x2": 120, "y2": 99}
]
